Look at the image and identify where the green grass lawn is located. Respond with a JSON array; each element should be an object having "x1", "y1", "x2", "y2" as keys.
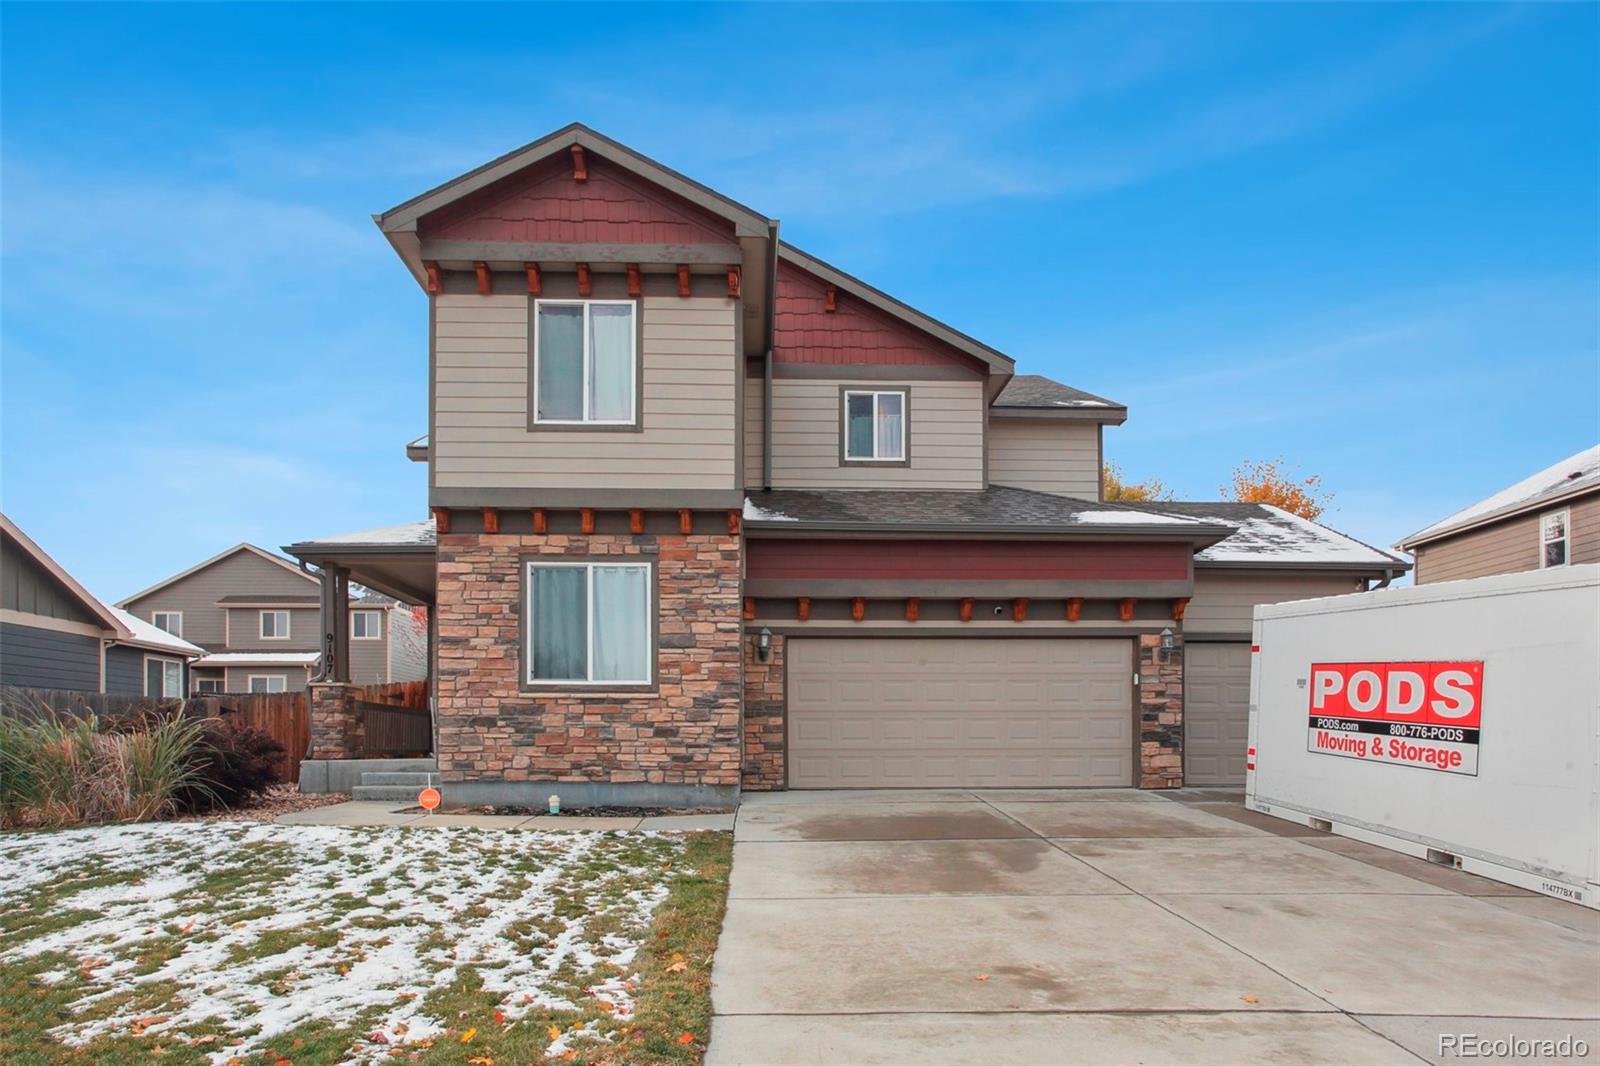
[{"x1": 0, "y1": 822, "x2": 731, "y2": 1065}]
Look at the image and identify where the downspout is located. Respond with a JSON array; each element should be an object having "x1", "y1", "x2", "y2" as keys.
[{"x1": 762, "y1": 220, "x2": 780, "y2": 492}]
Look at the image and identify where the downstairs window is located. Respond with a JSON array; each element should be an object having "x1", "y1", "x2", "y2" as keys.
[{"x1": 526, "y1": 561, "x2": 651, "y2": 685}]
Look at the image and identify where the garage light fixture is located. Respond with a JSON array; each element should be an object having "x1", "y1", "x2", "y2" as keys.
[
  {"x1": 757, "y1": 626, "x2": 773, "y2": 662},
  {"x1": 1160, "y1": 627, "x2": 1175, "y2": 662}
]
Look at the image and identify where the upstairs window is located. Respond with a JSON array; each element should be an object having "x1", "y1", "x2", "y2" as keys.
[
  {"x1": 151, "y1": 611, "x2": 182, "y2": 637},
  {"x1": 526, "y1": 561, "x2": 651, "y2": 686},
  {"x1": 534, "y1": 300, "x2": 636, "y2": 425},
  {"x1": 352, "y1": 609, "x2": 383, "y2": 640},
  {"x1": 260, "y1": 610, "x2": 290, "y2": 640},
  {"x1": 843, "y1": 389, "x2": 907, "y2": 463},
  {"x1": 1541, "y1": 509, "x2": 1569, "y2": 568},
  {"x1": 249, "y1": 675, "x2": 288, "y2": 694}
]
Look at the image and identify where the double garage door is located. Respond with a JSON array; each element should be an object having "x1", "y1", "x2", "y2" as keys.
[{"x1": 787, "y1": 637, "x2": 1134, "y2": 789}]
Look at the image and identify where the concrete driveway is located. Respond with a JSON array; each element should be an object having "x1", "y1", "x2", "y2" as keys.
[{"x1": 708, "y1": 788, "x2": 1599, "y2": 1065}]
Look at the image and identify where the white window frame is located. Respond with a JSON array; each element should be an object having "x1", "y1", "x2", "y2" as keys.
[
  {"x1": 842, "y1": 389, "x2": 907, "y2": 462},
  {"x1": 525, "y1": 560, "x2": 653, "y2": 686},
  {"x1": 1540, "y1": 508, "x2": 1570, "y2": 569},
  {"x1": 143, "y1": 655, "x2": 184, "y2": 698},
  {"x1": 531, "y1": 299, "x2": 637, "y2": 426},
  {"x1": 193, "y1": 677, "x2": 223, "y2": 694},
  {"x1": 260, "y1": 610, "x2": 291, "y2": 640},
  {"x1": 351, "y1": 609, "x2": 383, "y2": 640},
  {"x1": 150, "y1": 611, "x2": 183, "y2": 638},
  {"x1": 247, "y1": 674, "x2": 288, "y2": 694}
]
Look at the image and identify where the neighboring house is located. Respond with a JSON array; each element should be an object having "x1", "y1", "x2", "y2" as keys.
[
  {"x1": 287, "y1": 123, "x2": 1407, "y2": 803},
  {"x1": 116, "y1": 544, "x2": 426, "y2": 693},
  {"x1": 1396, "y1": 444, "x2": 1600, "y2": 585},
  {"x1": 1, "y1": 513, "x2": 203, "y2": 696}
]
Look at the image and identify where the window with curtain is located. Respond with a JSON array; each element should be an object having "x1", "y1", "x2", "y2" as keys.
[
  {"x1": 843, "y1": 390, "x2": 907, "y2": 461},
  {"x1": 527, "y1": 561, "x2": 651, "y2": 684},
  {"x1": 534, "y1": 301, "x2": 637, "y2": 424}
]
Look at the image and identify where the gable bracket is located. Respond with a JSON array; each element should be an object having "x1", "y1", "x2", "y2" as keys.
[
  {"x1": 525, "y1": 263, "x2": 542, "y2": 295},
  {"x1": 570, "y1": 144, "x2": 588, "y2": 182},
  {"x1": 473, "y1": 261, "x2": 491, "y2": 295}
]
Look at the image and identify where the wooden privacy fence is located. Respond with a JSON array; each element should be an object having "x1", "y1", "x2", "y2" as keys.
[
  {"x1": 358, "y1": 703, "x2": 433, "y2": 757},
  {"x1": 211, "y1": 692, "x2": 310, "y2": 784}
]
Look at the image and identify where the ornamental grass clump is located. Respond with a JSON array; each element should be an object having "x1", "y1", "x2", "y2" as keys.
[{"x1": 0, "y1": 708, "x2": 211, "y2": 829}]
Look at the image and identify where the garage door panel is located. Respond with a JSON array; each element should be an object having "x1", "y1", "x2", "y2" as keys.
[
  {"x1": 1185, "y1": 641, "x2": 1251, "y2": 786},
  {"x1": 788, "y1": 638, "x2": 1134, "y2": 789}
]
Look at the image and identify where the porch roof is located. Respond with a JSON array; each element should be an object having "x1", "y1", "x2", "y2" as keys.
[{"x1": 284, "y1": 520, "x2": 437, "y2": 605}]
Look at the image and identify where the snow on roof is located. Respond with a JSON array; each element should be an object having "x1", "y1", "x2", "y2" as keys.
[
  {"x1": 1399, "y1": 444, "x2": 1600, "y2": 547},
  {"x1": 1195, "y1": 505, "x2": 1408, "y2": 566},
  {"x1": 742, "y1": 499, "x2": 800, "y2": 522},
  {"x1": 106, "y1": 606, "x2": 205, "y2": 656},
  {"x1": 193, "y1": 652, "x2": 322, "y2": 667},
  {"x1": 297, "y1": 519, "x2": 437, "y2": 547},
  {"x1": 1067, "y1": 509, "x2": 1195, "y2": 526}
]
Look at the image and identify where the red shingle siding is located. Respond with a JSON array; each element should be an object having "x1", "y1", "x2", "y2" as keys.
[
  {"x1": 420, "y1": 155, "x2": 738, "y2": 247},
  {"x1": 774, "y1": 260, "x2": 985, "y2": 370},
  {"x1": 747, "y1": 538, "x2": 1192, "y2": 582}
]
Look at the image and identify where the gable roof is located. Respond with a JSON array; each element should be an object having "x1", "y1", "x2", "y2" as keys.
[
  {"x1": 116, "y1": 543, "x2": 317, "y2": 608},
  {"x1": 1396, "y1": 444, "x2": 1600, "y2": 551},
  {"x1": 0, "y1": 513, "x2": 129, "y2": 636},
  {"x1": 376, "y1": 123, "x2": 772, "y2": 240},
  {"x1": 778, "y1": 242, "x2": 1015, "y2": 379},
  {"x1": 1126, "y1": 501, "x2": 1409, "y2": 572}
]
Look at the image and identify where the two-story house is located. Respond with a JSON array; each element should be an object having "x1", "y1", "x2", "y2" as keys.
[
  {"x1": 118, "y1": 544, "x2": 426, "y2": 693},
  {"x1": 1396, "y1": 444, "x2": 1599, "y2": 583},
  {"x1": 1, "y1": 513, "x2": 204, "y2": 696},
  {"x1": 287, "y1": 124, "x2": 1407, "y2": 805}
]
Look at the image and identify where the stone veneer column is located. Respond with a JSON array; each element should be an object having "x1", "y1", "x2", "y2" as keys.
[
  {"x1": 434, "y1": 531, "x2": 742, "y2": 802},
  {"x1": 307, "y1": 682, "x2": 358, "y2": 760},
  {"x1": 1138, "y1": 632, "x2": 1184, "y2": 788},
  {"x1": 741, "y1": 632, "x2": 786, "y2": 790}
]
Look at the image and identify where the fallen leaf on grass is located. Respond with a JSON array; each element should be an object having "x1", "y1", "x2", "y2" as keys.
[
  {"x1": 547, "y1": 1025, "x2": 562, "y2": 1041},
  {"x1": 190, "y1": 1036, "x2": 219, "y2": 1047},
  {"x1": 665, "y1": 961, "x2": 688, "y2": 974},
  {"x1": 467, "y1": 1058, "x2": 494, "y2": 1066},
  {"x1": 369, "y1": 1032, "x2": 390, "y2": 1045},
  {"x1": 493, "y1": 1009, "x2": 504, "y2": 1025},
  {"x1": 460, "y1": 1027, "x2": 477, "y2": 1043},
  {"x1": 677, "y1": 1033, "x2": 696, "y2": 1046}
]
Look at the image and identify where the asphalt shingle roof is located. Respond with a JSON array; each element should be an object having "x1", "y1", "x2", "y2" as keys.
[
  {"x1": 993, "y1": 374, "x2": 1124, "y2": 411},
  {"x1": 742, "y1": 486, "x2": 1222, "y2": 535},
  {"x1": 1120, "y1": 501, "x2": 1409, "y2": 568}
]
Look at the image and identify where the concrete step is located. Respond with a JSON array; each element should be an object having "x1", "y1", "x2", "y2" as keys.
[
  {"x1": 360, "y1": 771, "x2": 438, "y2": 787},
  {"x1": 352, "y1": 784, "x2": 432, "y2": 802}
]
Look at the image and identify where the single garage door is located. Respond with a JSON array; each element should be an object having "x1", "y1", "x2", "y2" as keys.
[
  {"x1": 1184, "y1": 642, "x2": 1252, "y2": 786},
  {"x1": 787, "y1": 637, "x2": 1133, "y2": 789}
]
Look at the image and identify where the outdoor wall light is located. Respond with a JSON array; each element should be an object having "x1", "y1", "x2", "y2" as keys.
[
  {"x1": 757, "y1": 626, "x2": 773, "y2": 662},
  {"x1": 1159, "y1": 627, "x2": 1175, "y2": 662}
]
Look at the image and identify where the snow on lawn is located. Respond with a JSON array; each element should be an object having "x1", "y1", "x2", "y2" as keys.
[{"x1": 0, "y1": 822, "x2": 685, "y2": 1063}]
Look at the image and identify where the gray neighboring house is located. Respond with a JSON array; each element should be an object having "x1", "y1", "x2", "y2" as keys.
[
  {"x1": 1, "y1": 513, "x2": 203, "y2": 696},
  {"x1": 116, "y1": 544, "x2": 425, "y2": 693}
]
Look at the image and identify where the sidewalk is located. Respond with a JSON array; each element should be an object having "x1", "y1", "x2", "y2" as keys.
[{"x1": 275, "y1": 800, "x2": 734, "y2": 831}]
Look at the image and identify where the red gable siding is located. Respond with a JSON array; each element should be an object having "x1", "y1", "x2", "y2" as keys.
[
  {"x1": 419, "y1": 154, "x2": 737, "y2": 246},
  {"x1": 774, "y1": 260, "x2": 985, "y2": 371},
  {"x1": 748, "y1": 539, "x2": 1191, "y2": 582}
]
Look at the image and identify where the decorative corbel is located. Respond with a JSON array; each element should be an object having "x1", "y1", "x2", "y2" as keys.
[
  {"x1": 481, "y1": 507, "x2": 499, "y2": 534},
  {"x1": 676, "y1": 264, "x2": 692, "y2": 298},
  {"x1": 727, "y1": 267, "x2": 741, "y2": 298},
  {"x1": 580, "y1": 508, "x2": 596, "y2": 534},
  {"x1": 431, "y1": 507, "x2": 450, "y2": 535},
  {"x1": 576, "y1": 263, "x2": 592, "y2": 297},
  {"x1": 678, "y1": 509, "x2": 694, "y2": 535},
  {"x1": 727, "y1": 509, "x2": 741, "y2": 534},
  {"x1": 958, "y1": 598, "x2": 974, "y2": 623},
  {"x1": 532, "y1": 508, "x2": 548, "y2": 534},
  {"x1": 850, "y1": 597, "x2": 866, "y2": 622},
  {"x1": 905, "y1": 597, "x2": 920, "y2": 623},
  {"x1": 525, "y1": 263, "x2": 542, "y2": 295},
  {"x1": 796, "y1": 597, "x2": 811, "y2": 622},
  {"x1": 1172, "y1": 598, "x2": 1190, "y2": 622},
  {"x1": 424, "y1": 261, "x2": 442, "y2": 294},
  {"x1": 824, "y1": 284, "x2": 837, "y2": 312},
  {"x1": 1065, "y1": 597, "x2": 1084, "y2": 622},
  {"x1": 1119, "y1": 598, "x2": 1137, "y2": 623},
  {"x1": 743, "y1": 597, "x2": 756, "y2": 621},
  {"x1": 1013, "y1": 597, "x2": 1029, "y2": 623},
  {"x1": 570, "y1": 144, "x2": 587, "y2": 182},
  {"x1": 474, "y1": 261, "x2": 492, "y2": 295},
  {"x1": 629, "y1": 509, "x2": 645, "y2": 535},
  {"x1": 626, "y1": 263, "x2": 641, "y2": 297}
]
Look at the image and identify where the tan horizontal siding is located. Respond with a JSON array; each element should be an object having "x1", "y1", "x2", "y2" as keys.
[
  {"x1": 767, "y1": 378, "x2": 984, "y2": 490},
  {"x1": 1414, "y1": 491, "x2": 1600, "y2": 583},
  {"x1": 432, "y1": 294, "x2": 738, "y2": 492},
  {"x1": 744, "y1": 376, "x2": 764, "y2": 488},
  {"x1": 1185, "y1": 573, "x2": 1368, "y2": 638},
  {"x1": 987, "y1": 418, "x2": 1100, "y2": 498}
]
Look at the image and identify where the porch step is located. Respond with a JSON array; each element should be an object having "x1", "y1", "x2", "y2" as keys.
[
  {"x1": 351, "y1": 769, "x2": 438, "y2": 803},
  {"x1": 360, "y1": 771, "x2": 439, "y2": 787}
]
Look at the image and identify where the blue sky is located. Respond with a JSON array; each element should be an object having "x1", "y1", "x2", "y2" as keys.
[{"x1": 3, "y1": 3, "x2": 1596, "y2": 599}]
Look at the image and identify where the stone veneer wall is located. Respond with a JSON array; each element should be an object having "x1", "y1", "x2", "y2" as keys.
[
  {"x1": 1138, "y1": 631, "x2": 1184, "y2": 788},
  {"x1": 434, "y1": 532, "x2": 743, "y2": 797},
  {"x1": 741, "y1": 632, "x2": 786, "y2": 790},
  {"x1": 307, "y1": 682, "x2": 358, "y2": 760}
]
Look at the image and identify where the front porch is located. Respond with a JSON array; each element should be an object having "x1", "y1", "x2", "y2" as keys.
[{"x1": 284, "y1": 520, "x2": 438, "y2": 786}]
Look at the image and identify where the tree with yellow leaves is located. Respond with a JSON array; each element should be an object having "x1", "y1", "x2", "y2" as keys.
[
  {"x1": 1224, "y1": 458, "x2": 1331, "y2": 520},
  {"x1": 1103, "y1": 462, "x2": 1173, "y2": 502}
]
